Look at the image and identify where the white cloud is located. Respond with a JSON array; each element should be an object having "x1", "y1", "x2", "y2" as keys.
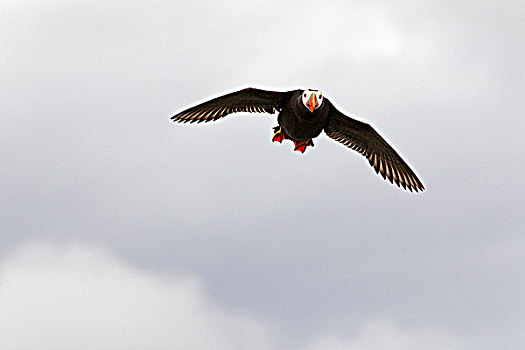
[
  {"x1": 0, "y1": 243, "x2": 464, "y2": 350},
  {"x1": 0, "y1": 243, "x2": 272, "y2": 350}
]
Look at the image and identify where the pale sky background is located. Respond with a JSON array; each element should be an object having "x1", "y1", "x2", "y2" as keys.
[{"x1": 1, "y1": 0, "x2": 524, "y2": 349}]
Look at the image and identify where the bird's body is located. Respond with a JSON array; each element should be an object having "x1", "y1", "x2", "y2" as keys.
[
  {"x1": 277, "y1": 90, "x2": 329, "y2": 140},
  {"x1": 171, "y1": 87, "x2": 425, "y2": 192}
]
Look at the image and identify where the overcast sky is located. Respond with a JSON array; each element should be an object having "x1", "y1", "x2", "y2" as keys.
[{"x1": 1, "y1": 1, "x2": 524, "y2": 349}]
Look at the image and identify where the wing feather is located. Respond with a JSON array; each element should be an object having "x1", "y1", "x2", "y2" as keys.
[
  {"x1": 324, "y1": 100, "x2": 425, "y2": 192},
  {"x1": 171, "y1": 88, "x2": 298, "y2": 123}
]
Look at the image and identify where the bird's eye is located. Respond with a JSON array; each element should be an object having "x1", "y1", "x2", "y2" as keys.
[
  {"x1": 319, "y1": 94, "x2": 322, "y2": 99},
  {"x1": 303, "y1": 94, "x2": 307, "y2": 97}
]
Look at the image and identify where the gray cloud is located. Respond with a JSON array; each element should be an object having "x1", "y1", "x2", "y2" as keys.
[
  {"x1": 0, "y1": 243, "x2": 464, "y2": 350},
  {"x1": 1, "y1": 0, "x2": 524, "y2": 349}
]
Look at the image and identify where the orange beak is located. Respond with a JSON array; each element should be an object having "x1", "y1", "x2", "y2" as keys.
[{"x1": 306, "y1": 93, "x2": 318, "y2": 113}]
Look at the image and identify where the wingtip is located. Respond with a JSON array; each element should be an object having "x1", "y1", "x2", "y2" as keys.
[
  {"x1": 170, "y1": 114, "x2": 180, "y2": 122},
  {"x1": 411, "y1": 183, "x2": 426, "y2": 193}
]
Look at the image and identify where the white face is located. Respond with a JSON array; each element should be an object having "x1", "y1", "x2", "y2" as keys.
[{"x1": 301, "y1": 89, "x2": 323, "y2": 112}]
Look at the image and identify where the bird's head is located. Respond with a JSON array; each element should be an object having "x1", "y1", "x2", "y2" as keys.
[{"x1": 301, "y1": 89, "x2": 323, "y2": 113}]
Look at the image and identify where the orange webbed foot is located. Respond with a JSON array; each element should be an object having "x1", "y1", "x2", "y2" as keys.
[
  {"x1": 293, "y1": 139, "x2": 314, "y2": 153},
  {"x1": 272, "y1": 126, "x2": 288, "y2": 143}
]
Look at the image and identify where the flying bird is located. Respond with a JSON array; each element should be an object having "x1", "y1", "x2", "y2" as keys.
[{"x1": 171, "y1": 88, "x2": 425, "y2": 192}]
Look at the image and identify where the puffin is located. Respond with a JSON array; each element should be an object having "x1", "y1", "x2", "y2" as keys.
[{"x1": 171, "y1": 87, "x2": 425, "y2": 192}]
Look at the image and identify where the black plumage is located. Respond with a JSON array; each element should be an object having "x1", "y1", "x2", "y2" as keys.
[{"x1": 171, "y1": 87, "x2": 425, "y2": 192}]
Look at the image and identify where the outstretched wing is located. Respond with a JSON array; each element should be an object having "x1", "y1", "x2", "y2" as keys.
[
  {"x1": 324, "y1": 100, "x2": 425, "y2": 192},
  {"x1": 171, "y1": 88, "x2": 298, "y2": 124}
]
